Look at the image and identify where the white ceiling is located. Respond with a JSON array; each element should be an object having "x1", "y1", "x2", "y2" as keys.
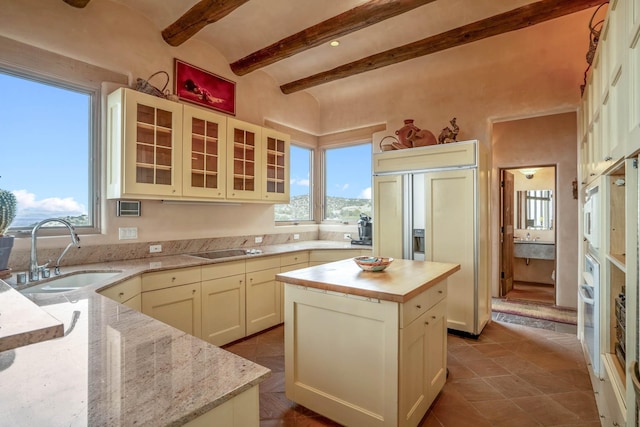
[{"x1": 111, "y1": 0, "x2": 596, "y2": 105}]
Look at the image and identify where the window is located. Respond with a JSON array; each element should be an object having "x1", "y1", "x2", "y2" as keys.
[
  {"x1": 0, "y1": 69, "x2": 98, "y2": 233},
  {"x1": 275, "y1": 144, "x2": 313, "y2": 222},
  {"x1": 324, "y1": 143, "x2": 372, "y2": 222}
]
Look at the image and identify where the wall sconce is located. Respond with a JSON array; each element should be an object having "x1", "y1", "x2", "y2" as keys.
[
  {"x1": 518, "y1": 168, "x2": 539, "y2": 179},
  {"x1": 572, "y1": 179, "x2": 578, "y2": 199}
]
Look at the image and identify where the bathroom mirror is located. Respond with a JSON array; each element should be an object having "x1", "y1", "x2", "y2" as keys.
[{"x1": 516, "y1": 190, "x2": 553, "y2": 230}]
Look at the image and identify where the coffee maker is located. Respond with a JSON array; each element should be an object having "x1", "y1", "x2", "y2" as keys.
[{"x1": 351, "y1": 213, "x2": 372, "y2": 245}]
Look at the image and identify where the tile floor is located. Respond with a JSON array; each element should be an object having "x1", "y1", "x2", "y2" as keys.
[
  {"x1": 505, "y1": 282, "x2": 555, "y2": 305},
  {"x1": 224, "y1": 314, "x2": 598, "y2": 426}
]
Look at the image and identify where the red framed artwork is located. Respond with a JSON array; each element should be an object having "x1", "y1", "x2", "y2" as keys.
[{"x1": 174, "y1": 59, "x2": 236, "y2": 115}]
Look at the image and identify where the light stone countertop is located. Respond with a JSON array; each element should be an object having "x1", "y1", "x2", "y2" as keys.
[{"x1": 0, "y1": 241, "x2": 367, "y2": 426}]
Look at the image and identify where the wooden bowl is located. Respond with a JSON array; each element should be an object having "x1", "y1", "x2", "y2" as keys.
[{"x1": 353, "y1": 256, "x2": 394, "y2": 272}]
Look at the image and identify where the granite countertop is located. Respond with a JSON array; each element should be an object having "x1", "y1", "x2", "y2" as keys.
[
  {"x1": 276, "y1": 258, "x2": 460, "y2": 303},
  {"x1": 0, "y1": 241, "x2": 367, "y2": 426}
]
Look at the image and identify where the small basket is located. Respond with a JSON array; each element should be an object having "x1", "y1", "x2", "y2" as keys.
[{"x1": 134, "y1": 71, "x2": 169, "y2": 99}]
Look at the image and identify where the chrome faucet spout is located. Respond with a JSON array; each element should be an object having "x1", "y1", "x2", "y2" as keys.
[{"x1": 29, "y1": 218, "x2": 81, "y2": 281}]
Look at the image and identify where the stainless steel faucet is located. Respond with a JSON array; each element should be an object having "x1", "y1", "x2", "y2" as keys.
[{"x1": 29, "y1": 218, "x2": 81, "y2": 281}]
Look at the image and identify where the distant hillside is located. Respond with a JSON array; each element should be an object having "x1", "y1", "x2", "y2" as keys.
[{"x1": 275, "y1": 195, "x2": 371, "y2": 222}]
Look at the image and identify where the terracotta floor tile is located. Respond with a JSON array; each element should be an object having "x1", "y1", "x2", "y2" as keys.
[
  {"x1": 483, "y1": 374, "x2": 543, "y2": 398},
  {"x1": 465, "y1": 358, "x2": 512, "y2": 377},
  {"x1": 511, "y1": 395, "x2": 582, "y2": 425},
  {"x1": 225, "y1": 314, "x2": 600, "y2": 426}
]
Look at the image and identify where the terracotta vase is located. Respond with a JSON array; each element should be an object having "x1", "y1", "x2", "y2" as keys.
[{"x1": 395, "y1": 119, "x2": 420, "y2": 148}]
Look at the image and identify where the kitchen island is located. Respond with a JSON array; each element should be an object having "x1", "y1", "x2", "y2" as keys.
[{"x1": 276, "y1": 258, "x2": 460, "y2": 427}]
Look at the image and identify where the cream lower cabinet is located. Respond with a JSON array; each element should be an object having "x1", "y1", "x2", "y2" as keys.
[
  {"x1": 284, "y1": 279, "x2": 448, "y2": 427},
  {"x1": 246, "y1": 256, "x2": 281, "y2": 335},
  {"x1": 201, "y1": 261, "x2": 246, "y2": 346},
  {"x1": 399, "y1": 298, "x2": 447, "y2": 426},
  {"x1": 141, "y1": 267, "x2": 202, "y2": 337},
  {"x1": 279, "y1": 251, "x2": 310, "y2": 323},
  {"x1": 184, "y1": 385, "x2": 259, "y2": 427},
  {"x1": 98, "y1": 276, "x2": 142, "y2": 312}
]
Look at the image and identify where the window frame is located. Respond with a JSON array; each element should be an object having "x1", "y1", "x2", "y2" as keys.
[
  {"x1": 0, "y1": 66, "x2": 101, "y2": 236},
  {"x1": 275, "y1": 142, "x2": 315, "y2": 225},
  {"x1": 321, "y1": 141, "x2": 373, "y2": 224}
]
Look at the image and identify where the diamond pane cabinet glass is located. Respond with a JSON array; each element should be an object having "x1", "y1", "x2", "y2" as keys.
[
  {"x1": 182, "y1": 105, "x2": 227, "y2": 199},
  {"x1": 262, "y1": 128, "x2": 290, "y2": 203},
  {"x1": 227, "y1": 118, "x2": 262, "y2": 200}
]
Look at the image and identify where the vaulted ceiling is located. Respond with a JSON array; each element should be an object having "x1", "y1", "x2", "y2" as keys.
[{"x1": 68, "y1": 0, "x2": 602, "y2": 104}]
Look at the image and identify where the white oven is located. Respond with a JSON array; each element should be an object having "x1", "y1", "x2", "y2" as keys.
[{"x1": 579, "y1": 253, "x2": 600, "y2": 375}]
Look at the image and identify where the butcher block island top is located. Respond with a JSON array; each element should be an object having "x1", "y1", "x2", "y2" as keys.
[{"x1": 275, "y1": 258, "x2": 460, "y2": 303}]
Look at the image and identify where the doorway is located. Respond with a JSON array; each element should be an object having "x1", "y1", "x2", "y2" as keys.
[{"x1": 500, "y1": 166, "x2": 557, "y2": 305}]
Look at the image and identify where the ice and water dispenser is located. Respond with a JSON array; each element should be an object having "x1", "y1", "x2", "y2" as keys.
[{"x1": 413, "y1": 229, "x2": 425, "y2": 260}]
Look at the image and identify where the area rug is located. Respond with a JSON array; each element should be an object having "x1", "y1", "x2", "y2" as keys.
[{"x1": 492, "y1": 298, "x2": 577, "y2": 325}]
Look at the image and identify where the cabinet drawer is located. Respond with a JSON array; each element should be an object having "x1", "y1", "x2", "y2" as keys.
[
  {"x1": 280, "y1": 251, "x2": 309, "y2": 266},
  {"x1": 99, "y1": 276, "x2": 141, "y2": 304},
  {"x1": 401, "y1": 279, "x2": 447, "y2": 328},
  {"x1": 309, "y1": 250, "x2": 356, "y2": 263},
  {"x1": 202, "y1": 260, "x2": 245, "y2": 281},
  {"x1": 246, "y1": 256, "x2": 280, "y2": 273},
  {"x1": 247, "y1": 267, "x2": 280, "y2": 284},
  {"x1": 142, "y1": 266, "x2": 201, "y2": 292}
]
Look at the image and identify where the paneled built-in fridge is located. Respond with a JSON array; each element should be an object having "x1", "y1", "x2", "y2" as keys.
[{"x1": 373, "y1": 140, "x2": 490, "y2": 336}]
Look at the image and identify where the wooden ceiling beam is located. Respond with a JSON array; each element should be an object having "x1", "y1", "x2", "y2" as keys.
[
  {"x1": 230, "y1": 0, "x2": 436, "y2": 76},
  {"x1": 162, "y1": 0, "x2": 251, "y2": 47},
  {"x1": 63, "y1": 0, "x2": 91, "y2": 7},
  {"x1": 281, "y1": 0, "x2": 601, "y2": 94}
]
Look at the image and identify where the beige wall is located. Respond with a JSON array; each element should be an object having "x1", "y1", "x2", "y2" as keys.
[
  {"x1": 492, "y1": 113, "x2": 579, "y2": 308},
  {"x1": 0, "y1": 0, "x2": 321, "y2": 254}
]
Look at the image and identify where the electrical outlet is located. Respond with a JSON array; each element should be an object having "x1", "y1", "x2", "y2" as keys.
[
  {"x1": 118, "y1": 227, "x2": 138, "y2": 240},
  {"x1": 149, "y1": 261, "x2": 162, "y2": 269},
  {"x1": 255, "y1": 236, "x2": 263, "y2": 243},
  {"x1": 149, "y1": 244, "x2": 162, "y2": 253},
  {"x1": 344, "y1": 233, "x2": 352, "y2": 240},
  {"x1": 293, "y1": 233, "x2": 300, "y2": 240}
]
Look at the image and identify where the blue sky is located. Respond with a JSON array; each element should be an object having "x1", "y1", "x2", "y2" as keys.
[{"x1": 0, "y1": 72, "x2": 89, "y2": 224}]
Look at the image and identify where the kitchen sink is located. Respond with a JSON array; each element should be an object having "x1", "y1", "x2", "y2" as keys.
[
  {"x1": 189, "y1": 249, "x2": 248, "y2": 260},
  {"x1": 20, "y1": 271, "x2": 122, "y2": 294}
]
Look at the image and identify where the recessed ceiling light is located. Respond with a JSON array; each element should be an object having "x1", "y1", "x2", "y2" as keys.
[{"x1": 329, "y1": 40, "x2": 340, "y2": 47}]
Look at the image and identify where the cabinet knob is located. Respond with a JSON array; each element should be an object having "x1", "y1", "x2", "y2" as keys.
[
  {"x1": 172, "y1": 277, "x2": 176, "y2": 281},
  {"x1": 425, "y1": 321, "x2": 429, "y2": 325},
  {"x1": 119, "y1": 292, "x2": 124, "y2": 297},
  {"x1": 438, "y1": 290, "x2": 443, "y2": 294},
  {"x1": 416, "y1": 304, "x2": 422, "y2": 309},
  {"x1": 192, "y1": 289, "x2": 196, "y2": 294},
  {"x1": 604, "y1": 156, "x2": 612, "y2": 161}
]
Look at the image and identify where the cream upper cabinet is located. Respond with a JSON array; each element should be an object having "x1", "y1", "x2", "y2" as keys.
[
  {"x1": 182, "y1": 105, "x2": 227, "y2": 199},
  {"x1": 261, "y1": 128, "x2": 290, "y2": 203},
  {"x1": 108, "y1": 88, "x2": 289, "y2": 203},
  {"x1": 227, "y1": 118, "x2": 263, "y2": 200},
  {"x1": 107, "y1": 88, "x2": 183, "y2": 199}
]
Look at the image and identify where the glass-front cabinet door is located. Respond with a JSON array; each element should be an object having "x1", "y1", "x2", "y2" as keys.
[
  {"x1": 261, "y1": 128, "x2": 290, "y2": 202},
  {"x1": 227, "y1": 118, "x2": 262, "y2": 200},
  {"x1": 114, "y1": 89, "x2": 183, "y2": 198},
  {"x1": 182, "y1": 105, "x2": 227, "y2": 199}
]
